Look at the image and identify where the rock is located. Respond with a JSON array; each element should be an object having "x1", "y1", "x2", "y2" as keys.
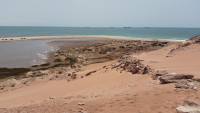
[
  {"x1": 67, "y1": 73, "x2": 72, "y2": 76},
  {"x1": 176, "y1": 99, "x2": 200, "y2": 113},
  {"x1": 189, "y1": 35, "x2": 200, "y2": 43},
  {"x1": 49, "y1": 97, "x2": 56, "y2": 99},
  {"x1": 159, "y1": 74, "x2": 194, "y2": 84},
  {"x1": 78, "y1": 103, "x2": 85, "y2": 106},
  {"x1": 152, "y1": 70, "x2": 168, "y2": 80},
  {"x1": 78, "y1": 106, "x2": 84, "y2": 110},
  {"x1": 71, "y1": 73, "x2": 77, "y2": 79},
  {"x1": 85, "y1": 70, "x2": 97, "y2": 76},
  {"x1": 130, "y1": 68, "x2": 138, "y2": 74},
  {"x1": 175, "y1": 80, "x2": 189, "y2": 89},
  {"x1": 192, "y1": 86, "x2": 198, "y2": 91},
  {"x1": 192, "y1": 78, "x2": 200, "y2": 82},
  {"x1": 111, "y1": 62, "x2": 122, "y2": 69}
]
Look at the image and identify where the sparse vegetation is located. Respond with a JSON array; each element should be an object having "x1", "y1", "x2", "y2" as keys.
[
  {"x1": 52, "y1": 64, "x2": 69, "y2": 68},
  {"x1": 32, "y1": 65, "x2": 39, "y2": 67},
  {"x1": 65, "y1": 57, "x2": 77, "y2": 66},
  {"x1": 40, "y1": 63, "x2": 50, "y2": 67},
  {"x1": 54, "y1": 58, "x2": 62, "y2": 62},
  {"x1": 0, "y1": 68, "x2": 30, "y2": 79}
]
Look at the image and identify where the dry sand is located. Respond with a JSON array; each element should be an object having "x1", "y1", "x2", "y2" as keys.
[{"x1": 0, "y1": 38, "x2": 199, "y2": 113}]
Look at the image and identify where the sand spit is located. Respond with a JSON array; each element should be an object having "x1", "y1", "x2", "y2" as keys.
[
  {"x1": 0, "y1": 35, "x2": 182, "y2": 42},
  {"x1": 0, "y1": 36, "x2": 200, "y2": 113}
]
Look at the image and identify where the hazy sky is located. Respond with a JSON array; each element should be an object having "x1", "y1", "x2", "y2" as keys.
[{"x1": 0, "y1": 0, "x2": 200, "y2": 27}]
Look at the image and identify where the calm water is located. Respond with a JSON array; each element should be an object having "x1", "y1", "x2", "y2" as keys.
[
  {"x1": 0, "y1": 27, "x2": 200, "y2": 40},
  {"x1": 0, "y1": 38, "x2": 92, "y2": 67}
]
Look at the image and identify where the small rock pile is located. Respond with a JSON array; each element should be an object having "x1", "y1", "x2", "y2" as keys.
[
  {"x1": 111, "y1": 55, "x2": 151, "y2": 74},
  {"x1": 152, "y1": 70, "x2": 200, "y2": 90},
  {"x1": 176, "y1": 99, "x2": 200, "y2": 113}
]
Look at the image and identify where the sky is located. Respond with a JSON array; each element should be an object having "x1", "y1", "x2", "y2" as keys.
[{"x1": 0, "y1": 0, "x2": 200, "y2": 28}]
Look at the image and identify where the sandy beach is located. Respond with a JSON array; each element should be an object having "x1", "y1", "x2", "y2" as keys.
[{"x1": 0, "y1": 35, "x2": 200, "y2": 113}]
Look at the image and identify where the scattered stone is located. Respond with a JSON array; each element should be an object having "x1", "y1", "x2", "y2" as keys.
[
  {"x1": 192, "y1": 86, "x2": 198, "y2": 91},
  {"x1": 85, "y1": 70, "x2": 97, "y2": 76},
  {"x1": 78, "y1": 106, "x2": 84, "y2": 110},
  {"x1": 78, "y1": 103, "x2": 85, "y2": 106},
  {"x1": 176, "y1": 99, "x2": 200, "y2": 113},
  {"x1": 49, "y1": 97, "x2": 56, "y2": 99}
]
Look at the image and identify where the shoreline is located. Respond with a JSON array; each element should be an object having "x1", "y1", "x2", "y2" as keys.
[
  {"x1": 0, "y1": 35, "x2": 183, "y2": 42},
  {"x1": 0, "y1": 36, "x2": 180, "y2": 68}
]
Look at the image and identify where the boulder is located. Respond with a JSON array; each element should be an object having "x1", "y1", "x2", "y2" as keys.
[
  {"x1": 176, "y1": 99, "x2": 200, "y2": 113},
  {"x1": 158, "y1": 74, "x2": 194, "y2": 84}
]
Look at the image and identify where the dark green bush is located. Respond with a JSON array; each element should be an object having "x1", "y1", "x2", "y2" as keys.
[
  {"x1": 54, "y1": 58, "x2": 62, "y2": 62},
  {"x1": 65, "y1": 57, "x2": 77, "y2": 65},
  {"x1": 31, "y1": 65, "x2": 39, "y2": 67},
  {"x1": 0, "y1": 68, "x2": 30, "y2": 79},
  {"x1": 40, "y1": 63, "x2": 50, "y2": 66}
]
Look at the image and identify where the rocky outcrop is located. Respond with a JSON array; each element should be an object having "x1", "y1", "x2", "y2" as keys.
[
  {"x1": 176, "y1": 99, "x2": 200, "y2": 113},
  {"x1": 189, "y1": 35, "x2": 200, "y2": 43},
  {"x1": 169, "y1": 35, "x2": 200, "y2": 54},
  {"x1": 152, "y1": 71, "x2": 200, "y2": 89}
]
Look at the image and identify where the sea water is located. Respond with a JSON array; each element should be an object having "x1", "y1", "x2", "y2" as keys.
[
  {"x1": 0, "y1": 27, "x2": 200, "y2": 40},
  {"x1": 0, "y1": 38, "x2": 92, "y2": 67}
]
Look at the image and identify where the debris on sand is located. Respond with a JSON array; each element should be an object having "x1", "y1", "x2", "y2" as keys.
[{"x1": 111, "y1": 55, "x2": 151, "y2": 75}]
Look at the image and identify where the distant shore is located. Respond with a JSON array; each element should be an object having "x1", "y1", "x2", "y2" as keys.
[{"x1": 0, "y1": 35, "x2": 183, "y2": 42}]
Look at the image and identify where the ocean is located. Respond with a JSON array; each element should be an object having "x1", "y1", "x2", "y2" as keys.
[{"x1": 0, "y1": 27, "x2": 200, "y2": 40}]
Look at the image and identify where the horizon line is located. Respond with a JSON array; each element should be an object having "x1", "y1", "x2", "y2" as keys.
[{"x1": 0, "y1": 26, "x2": 200, "y2": 29}]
